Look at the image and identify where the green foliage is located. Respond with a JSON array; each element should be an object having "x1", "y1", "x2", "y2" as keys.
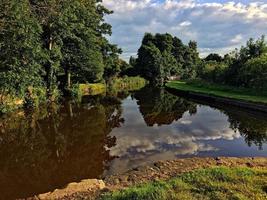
[
  {"x1": 103, "y1": 42, "x2": 123, "y2": 80},
  {"x1": 240, "y1": 54, "x2": 267, "y2": 89},
  {"x1": 198, "y1": 36, "x2": 267, "y2": 90},
  {"x1": 71, "y1": 83, "x2": 106, "y2": 98},
  {"x1": 70, "y1": 77, "x2": 147, "y2": 99},
  {"x1": 0, "y1": 0, "x2": 122, "y2": 113},
  {"x1": 108, "y1": 76, "x2": 147, "y2": 92},
  {"x1": 197, "y1": 61, "x2": 228, "y2": 83},
  {"x1": 134, "y1": 33, "x2": 200, "y2": 85},
  {"x1": 204, "y1": 53, "x2": 223, "y2": 62},
  {"x1": 101, "y1": 167, "x2": 267, "y2": 200},
  {"x1": 0, "y1": 0, "x2": 44, "y2": 98},
  {"x1": 23, "y1": 87, "x2": 47, "y2": 108}
]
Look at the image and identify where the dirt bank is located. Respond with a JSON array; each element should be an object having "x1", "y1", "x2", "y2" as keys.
[{"x1": 30, "y1": 157, "x2": 267, "y2": 200}]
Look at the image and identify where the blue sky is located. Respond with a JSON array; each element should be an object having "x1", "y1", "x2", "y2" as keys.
[{"x1": 102, "y1": 0, "x2": 267, "y2": 60}]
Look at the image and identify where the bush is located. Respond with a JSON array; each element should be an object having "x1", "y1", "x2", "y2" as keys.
[
  {"x1": 240, "y1": 54, "x2": 267, "y2": 89},
  {"x1": 198, "y1": 61, "x2": 228, "y2": 83},
  {"x1": 24, "y1": 86, "x2": 47, "y2": 108}
]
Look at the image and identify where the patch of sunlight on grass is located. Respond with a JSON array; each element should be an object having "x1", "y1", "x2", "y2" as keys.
[
  {"x1": 100, "y1": 167, "x2": 267, "y2": 200},
  {"x1": 166, "y1": 80, "x2": 267, "y2": 104}
]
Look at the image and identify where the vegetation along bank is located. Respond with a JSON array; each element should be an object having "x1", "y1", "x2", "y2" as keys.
[
  {"x1": 126, "y1": 33, "x2": 267, "y2": 109},
  {"x1": 0, "y1": 0, "x2": 144, "y2": 114},
  {"x1": 166, "y1": 80, "x2": 267, "y2": 113},
  {"x1": 1, "y1": 0, "x2": 266, "y2": 114}
]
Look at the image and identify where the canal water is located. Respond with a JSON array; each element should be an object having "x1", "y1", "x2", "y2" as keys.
[{"x1": 0, "y1": 86, "x2": 266, "y2": 199}]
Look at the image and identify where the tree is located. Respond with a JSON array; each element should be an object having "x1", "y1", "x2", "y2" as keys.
[
  {"x1": 0, "y1": 0, "x2": 44, "y2": 98},
  {"x1": 30, "y1": 0, "x2": 118, "y2": 88},
  {"x1": 240, "y1": 54, "x2": 267, "y2": 88},
  {"x1": 204, "y1": 53, "x2": 223, "y2": 62},
  {"x1": 225, "y1": 35, "x2": 267, "y2": 86},
  {"x1": 29, "y1": 0, "x2": 63, "y2": 97},
  {"x1": 59, "y1": 0, "x2": 106, "y2": 87},
  {"x1": 102, "y1": 42, "x2": 123, "y2": 81},
  {"x1": 135, "y1": 33, "x2": 200, "y2": 84}
]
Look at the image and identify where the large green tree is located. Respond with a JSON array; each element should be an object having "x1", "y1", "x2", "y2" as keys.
[
  {"x1": 134, "y1": 33, "x2": 200, "y2": 84},
  {"x1": 0, "y1": 0, "x2": 44, "y2": 97}
]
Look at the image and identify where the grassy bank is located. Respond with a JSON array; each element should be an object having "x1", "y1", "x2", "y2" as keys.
[
  {"x1": 108, "y1": 76, "x2": 147, "y2": 91},
  {"x1": 73, "y1": 83, "x2": 107, "y2": 97},
  {"x1": 0, "y1": 87, "x2": 49, "y2": 114},
  {"x1": 166, "y1": 80, "x2": 267, "y2": 104},
  {"x1": 72, "y1": 77, "x2": 147, "y2": 98},
  {"x1": 101, "y1": 167, "x2": 267, "y2": 200}
]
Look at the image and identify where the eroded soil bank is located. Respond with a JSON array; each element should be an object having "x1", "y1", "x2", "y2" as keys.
[{"x1": 27, "y1": 157, "x2": 267, "y2": 200}]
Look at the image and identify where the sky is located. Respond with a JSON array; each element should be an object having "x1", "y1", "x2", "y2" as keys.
[{"x1": 102, "y1": 0, "x2": 267, "y2": 61}]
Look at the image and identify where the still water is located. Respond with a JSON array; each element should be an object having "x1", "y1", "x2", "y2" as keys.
[{"x1": 0, "y1": 86, "x2": 266, "y2": 199}]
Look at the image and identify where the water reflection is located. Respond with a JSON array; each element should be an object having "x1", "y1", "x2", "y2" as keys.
[
  {"x1": 0, "y1": 96, "x2": 123, "y2": 199},
  {"x1": 107, "y1": 87, "x2": 267, "y2": 174},
  {"x1": 134, "y1": 87, "x2": 197, "y2": 126},
  {"x1": 0, "y1": 87, "x2": 266, "y2": 199}
]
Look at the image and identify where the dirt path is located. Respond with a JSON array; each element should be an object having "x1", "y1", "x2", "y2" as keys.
[{"x1": 31, "y1": 157, "x2": 267, "y2": 200}]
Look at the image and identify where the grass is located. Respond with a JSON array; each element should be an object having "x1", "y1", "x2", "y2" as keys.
[
  {"x1": 101, "y1": 167, "x2": 267, "y2": 200},
  {"x1": 71, "y1": 77, "x2": 147, "y2": 99},
  {"x1": 166, "y1": 80, "x2": 267, "y2": 104},
  {"x1": 78, "y1": 83, "x2": 107, "y2": 96},
  {"x1": 109, "y1": 76, "x2": 147, "y2": 91}
]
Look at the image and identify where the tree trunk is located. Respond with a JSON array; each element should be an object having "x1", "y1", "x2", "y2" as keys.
[
  {"x1": 47, "y1": 35, "x2": 54, "y2": 97},
  {"x1": 67, "y1": 70, "x2": 71, "y2": 89}
]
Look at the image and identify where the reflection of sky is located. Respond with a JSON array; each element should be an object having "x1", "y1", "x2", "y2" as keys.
[{"x1": 107, "y1": 96, "x2": 267, "y2": 174}]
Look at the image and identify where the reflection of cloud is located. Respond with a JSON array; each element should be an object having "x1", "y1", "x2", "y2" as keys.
[
  {"x1": 180, "y1": 120, "x2": 192, "y2": 125},
  {"x1": 107, "y1": 100, "x2": 241, "y2": 174}
]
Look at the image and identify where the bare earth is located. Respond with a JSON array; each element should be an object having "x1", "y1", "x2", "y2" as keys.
[{"x1": 29, "y1": 157, "x2": 267, "y2": 200}]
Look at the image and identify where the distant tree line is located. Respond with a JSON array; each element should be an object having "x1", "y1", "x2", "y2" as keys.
[
  {"x1": 128, "y1": 33, "x2": 267, "y2": 89},
  {"x1": 0, "y1": 0, "x2": 128, "y2": 106},
  {"x1": 197, "y1": 36, "x2": 267, "y2": 89}
]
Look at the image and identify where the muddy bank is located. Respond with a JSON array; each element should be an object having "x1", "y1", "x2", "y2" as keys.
[{"x1": 29, "y1": 157, "x2": 267, "y2": 200}]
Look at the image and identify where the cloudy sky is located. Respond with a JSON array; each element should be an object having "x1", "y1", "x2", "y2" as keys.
[{"x1": 102, "y1": 0, "x2": 267, "y2": 61}]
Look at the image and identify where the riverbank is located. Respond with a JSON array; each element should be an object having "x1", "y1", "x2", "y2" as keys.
[
  {"x1": 33, "y1": 157, "x2": 267, "y2": 200},
  {"x1": 0, "y1": 77, "x2": 147, "y2": 115},
  {"x1": 73, "y1": 76, "x2": 147, "y2": 97},
  {"x1": 166, "y1": 80, "x2": 267, "y2": 112}
]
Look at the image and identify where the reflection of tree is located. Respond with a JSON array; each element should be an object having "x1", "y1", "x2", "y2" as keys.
[
  {"x1": 134, "y1": 86, "x2": 197, "y2": 126},
  {"x1": 0, "y1": 96, "x2": 123, "y2": 199},
  {"x1": 223, "y1": 109, "x2": 267, "y2": 150}
]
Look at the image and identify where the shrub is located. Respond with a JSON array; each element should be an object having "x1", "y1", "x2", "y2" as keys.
[{"x1": 240, "y1": 54, "x2": 267, "y2": 89}]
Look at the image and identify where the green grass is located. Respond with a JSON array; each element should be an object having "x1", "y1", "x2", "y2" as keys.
[
  {"x1": 71, "y1": 77, "x2": 147, "y2": 99},
  {"x1": 101, "y1": 167, "x2": 267, "y2": 200},
  {"x1": 109, "y1": 76, "x2": 147, "y2": 91},
  {"x1": 78, "y1": 83, "x2": 106, "y2": 96},
  {"x1": 166, "y1": 80, "x2": 267, "y2": 104}
]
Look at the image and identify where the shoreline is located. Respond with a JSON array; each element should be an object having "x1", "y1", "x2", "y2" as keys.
[
  {"x1": 33, "y1": 157, "x2": 267, "y2": 200},
  {"x1": 166, "y1": 82, "x2": 267, "y2": 113}
]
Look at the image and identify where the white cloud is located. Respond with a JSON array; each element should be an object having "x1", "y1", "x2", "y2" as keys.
[
  {"x1": 231, "y1": 34, "x2": 243, "y2": 44},
  {"x1": 179, "y1": 21, "x2": 192, "y2": 27},
  {"x1": 103, "y1": 0, "x2": 267, "y2": 60}
]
